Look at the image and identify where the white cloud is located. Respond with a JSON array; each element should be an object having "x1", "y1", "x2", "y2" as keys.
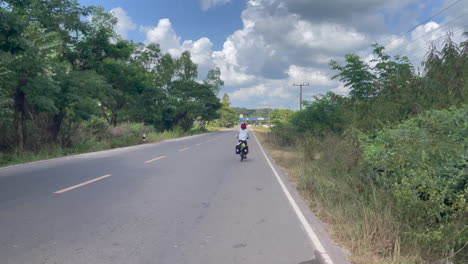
[
  {"x1": 132, "y1": 0, "x2": 468, "y2": 109},
  {"x1": 200, "y1": 0, "x2": 231, "y2": 10},
  {"x1": 209, "y1": 0, "x2": 374, "y2": 108},
  {"x1": 385, "y1": 21, "x2": 466, "y2": 62},
  {"x1": 143, "y1": 19, "x2": 215, "y2": 78},
  {"x1": 182, "y1": 38, "x2": 215, "y2": 78},
  {"x1": 142, "y1": 19, "x2": 181, "y2": 56},
  {"x1": 331, "y1": 83, "x2": 350, "y2": 95},
  {"x1": 229, "y1": 81, "x2": 291, "y2": 102},
  {"x1": 109, "y1": 7, "x2": 136, "y2": 39},
  {"x1": 287, "y1": 65, "x2": 333, "y2": 86}
]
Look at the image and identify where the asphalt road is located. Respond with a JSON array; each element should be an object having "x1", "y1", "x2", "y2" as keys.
[{"x1": 0, "y1": 130, "x2": 349, "y2": 264}]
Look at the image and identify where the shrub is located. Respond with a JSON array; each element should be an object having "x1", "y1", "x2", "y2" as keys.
[
  {"x1": 360, "y1": 106, "x2": 468, "y2": 260},
  {"x1": 269, "y1": 121, "x2": 302, "y2": 147},
  {"x1": 290, "y1": 92, "x2": 349, "y2": 136},
  {"x1": 109, "y1": 122, "x2": 155, "y2": 148},
  {"x1": 83, "y1": 117, "x2": 110, "y2": 140}
]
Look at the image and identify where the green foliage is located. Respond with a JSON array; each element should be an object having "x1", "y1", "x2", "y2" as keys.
[
  {"x1": 233, "y1": 107, "x2": 270, "y2": 118},
  {"x1": 0, "y1": 88, "x2": 12, "y2": 123},
  {"x1": 269, "y1": 122, "x2": 302, "y2": 147},
  {"x1": 270, "y1": 109, "x2": 293, "y2": 123},
  {"x1": 360, "y1": 106, "x2": 468, "y2": 258},
  {"x1": 0, "y1": 0, "x2": 224, "y2": 153},
  {"x1": 271, "y1": 33, "x2": 468, "y2": 262},
  {"x1": 330, "y1": 54, "x2": 376, "y2": 100},
  {"x1": 290, "y1": 92, "x2": 348, "y2": 135},
  {"x1": 211, "y1": 93, "x2": 237, "y2": 128}
]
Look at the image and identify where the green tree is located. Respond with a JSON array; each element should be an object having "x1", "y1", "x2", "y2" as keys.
[
  {"x1": 215, "y1": 93, "x2": 237, "y2": 128},
  {"x1": 0, "y1": 0, "x2": 94, "y2": 151},
  {"x1": 290, "y1": 92, "x2": 348, "y2": 135},
  {"x1": 270, "y1": 109, "x2": 293, "y2": 123},
  {"x1": 330, "y1": 54, "x2": 376, "y2": 100},
  {"x1": 97, "y1": 57, "x2": 153, "y2": 126},
  {"x1": 158, "y1": 52, "x2": 222, "y2": 131}
]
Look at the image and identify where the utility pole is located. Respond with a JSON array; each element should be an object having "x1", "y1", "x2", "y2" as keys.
[
  {"x1": 293, "y1": 83, "x2": 309, "y2": 110},
  {"x1": 268, "y1": 105, "x2": 271, "y2": 127}
]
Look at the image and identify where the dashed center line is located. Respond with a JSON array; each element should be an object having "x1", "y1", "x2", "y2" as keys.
[
  {"x1": 178, "y1": 147, "x2": 190, "y2": 152},
  {"x1": 145, "y1": 156, "x2": 167, "y2": 164},
  {"x1": 196, "y1": 143, "x2": 202, "y2": 146},
  {"x1": 53, "y1": 174, "x2": 111, "y2": 194}
]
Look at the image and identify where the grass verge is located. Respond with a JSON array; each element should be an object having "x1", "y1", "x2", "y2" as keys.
[{"x1": 0, "y1": 126, "x2": 223, "y2": 168}]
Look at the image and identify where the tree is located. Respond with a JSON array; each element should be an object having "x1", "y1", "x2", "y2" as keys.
[
  {"x1": 330, "y1": 54, "x2": 376, "y2": 100},
  {"x1": 214, "y1": 93, "x2": 237, "y2": 128},
  {"x1": 371, "y1": 44, "x2": 413, "y2": 98},
  {"x1": 157, "y1": 52, "x2": 222, "y2": 131},
  {"x1": 423, "y1": 32, "x2": 468, "y2": 108},
  {"x1": 0, "y1": 0, "x2": 225, "y2": 153},
  {"x1": 290, "y1": 92, "x2": 349, "y2": 135},
  {"x1": 0, "y1": 0, "x2": 94, "y2": 151},
  {"x1": 270, "y1": 109, "x2": 293, "y2": 123},
  {"x1": 97, "y1": 57, "x2": 153, "y2": 126}
]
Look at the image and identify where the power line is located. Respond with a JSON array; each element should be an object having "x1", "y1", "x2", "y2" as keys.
[
  {"x1": 401, "y1": 26, "x2": 467, "y2": 57},
  {"x1": 287, "y1": 0, "x2": 466, "y2": 104},
  {"x1": 387, "y1": 12, "x2": 468, "y2": 54},
  {"x1": 282, "y1": 94, "x2": 299, "y2": 110},
  {"x1": 382, "y1": 0, "x2": 464, "y2": 48}
]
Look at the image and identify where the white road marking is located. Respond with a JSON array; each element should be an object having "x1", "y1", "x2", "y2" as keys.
[
  {"x1": 178, "y1": 147, "x2": 190, "y2": 152},
  {"x1": 53, "y1": 174, "x2": 111, "y2": 194},
  {"x1": 145, "y1": 156, "x2": 166, "y2": 164},
  {"x1": 254, "y1": 134, "x2": 335, "y2": 264},
  {"x1": 196, "y1": 143, "x2": 202, "y2": 146}
]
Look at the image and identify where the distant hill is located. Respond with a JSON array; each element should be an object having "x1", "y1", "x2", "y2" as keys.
[{"x1": 232, "y1": 107, "x2": 270, "y2": 118}]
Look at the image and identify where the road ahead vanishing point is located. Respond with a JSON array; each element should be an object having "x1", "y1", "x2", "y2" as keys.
[{"x1": 0, "y1": 130, "x2": 349, "y2": 264}]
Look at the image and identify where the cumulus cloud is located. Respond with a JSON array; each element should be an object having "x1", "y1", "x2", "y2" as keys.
[
  {"x1": 284, "y1": 0, "x2": 420, "y2": 32},
  {"x1": 229, "y1": 80, "x2": 291, "y2": 105},
  {"x1": 133, "y1": 0, "x2": 468, "y2": 108},
  {"x1": 142, "y1": 19, "x2": 181, "y2": 56},
  {"x1": 287, "y1": 65, "x2": 333, "y2": 86},
  {"x1": 110, "y1": 7, "x2": 136, "y2": 39},
  {"x1": 200, "y1": 0, "x2": 231, "y2": 10},
  {"x1": 217, "y1": 0, "x2": 468, "y2": 108},
  {"x1": 331, "y1": 83, "x2": 350, "y2": 95},
  {"x1": 142, "y1": 19, "x2": 215, "y2": 78},
  {"x1": 208, "y1": 0, "x2": 374, "y2": 107}
]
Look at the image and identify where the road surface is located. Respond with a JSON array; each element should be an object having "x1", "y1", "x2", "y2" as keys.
[{"x1": 0, "y1": 130, "x2": 349, "y2": 264}]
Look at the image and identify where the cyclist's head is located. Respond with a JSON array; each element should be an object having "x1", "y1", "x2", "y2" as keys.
[{"x1": 241, "y1": 123, "x2": 247, "y2": 130}]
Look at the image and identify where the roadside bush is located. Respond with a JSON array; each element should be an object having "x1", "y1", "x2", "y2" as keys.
[
  {"x1": 290, "y1": 92, "x2": 349, "y2": 136},
  {"x1": 360, "y1": 106, "x2": 468, "y2": 261},
  {"x1": 268, "y1": 121, "x2": 302, "y2": 147},
  {"x1": 109, "y1": 122, "x2": 154, "y2": 148},
  {"x1": 83, "y1": 117, "x2": 110, "y2": 140}
]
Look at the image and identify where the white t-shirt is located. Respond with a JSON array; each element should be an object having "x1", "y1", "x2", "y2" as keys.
[{"x1": 238, "y1": 129, "x2": 249, "y2": 141}]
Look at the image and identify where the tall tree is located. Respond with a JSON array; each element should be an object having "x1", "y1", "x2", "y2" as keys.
[
  {"x1": 330, "y1": 54, "x2": 376, "y2": 100},
  {"x1": 215, "y1": 93, "x2": 237, "y2": 128},
  {"x1": 0, "y1": 0, "x2": 93, "y2": 151}
]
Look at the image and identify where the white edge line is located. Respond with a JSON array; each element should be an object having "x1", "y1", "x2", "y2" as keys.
[
  {"x1": 254, "y1": 134, "x2": 335, "y2": 264},
  {"x1": 145, "y1": 156, "x2": 167, "y2": 164},
  {"x1": 53, "y1": 174, "x2": 112, "y2": 194}
]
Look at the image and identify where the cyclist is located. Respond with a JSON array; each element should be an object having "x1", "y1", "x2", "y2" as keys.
[{"x1": 236, "y1": 122, "x2": 249, "y2": 156}]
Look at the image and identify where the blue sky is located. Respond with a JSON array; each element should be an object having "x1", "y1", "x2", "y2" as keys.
[
  {"x1": 78, "y1": 0, "x2": 468, "y2": 109},
  {"x1": 79, "y1": 0, "x2": 245, "y2": 50}
]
